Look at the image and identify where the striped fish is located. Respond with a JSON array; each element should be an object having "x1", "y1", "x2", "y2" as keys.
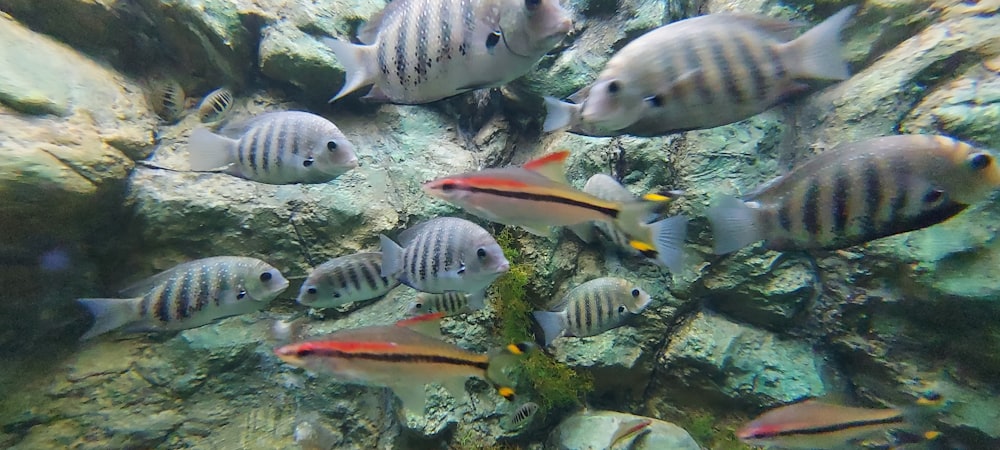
[
  {"x1": 297, "y1": 252, "x2": 400, "y2": 308},
  {"x1": 423, "y1": 151, "x2": 689, "y2": 273},
  {"x1": 544, "y1": 7, "x2": 856, "y2": 136},
  {"x1": 273, "y1": 324, "x2": 534, "y2": 414},
  {"x1": 501, "y1": 401, "x2": 540, "y2": 431},
  {"x1": 707, "y1": 135, "x2": 1000, "y2": 254},
  {"x1": 150, "y1": 78, "x2": 186, "y2": 122},
  {"x1": 198, "y1": 87, "x2": 234, "y2": 123},
  {"x1": 531, "y1": 277, "x2": 652, "y2": 346},
  {"x1": 610, "y1": 418, "x2": 653, "y2": 450},
  {"x1": 188, "y1": 111, "x2": 358, "y2": 185},
  {"x1": 737, "y1": 400, "x2": 910, "y2": 449},
  {"x1": 322, "y1": 0, "x2": 572, "y2": 104},
  {"x1": 406, "y1": 290, "x2": 486, "y2": 317},
  {"x1": 76, "y1": 256, "x2": 289, "y2": 340},
  {"x1": 380, "y1": 217, "x2": 510, "y2": 293}
]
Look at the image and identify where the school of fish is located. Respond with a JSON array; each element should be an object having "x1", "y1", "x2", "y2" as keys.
[{"x1": 70, "y1": 1, "x2": 1000, "y2": 447}]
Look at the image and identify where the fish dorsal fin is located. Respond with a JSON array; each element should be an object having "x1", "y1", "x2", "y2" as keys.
[
  {"x1": 522, "y1": 150, "x2": 570, "y2": 184},
  {"x1": 117, "y1": 260, "x2": 198, "y2": 297},
  {"x1": 357, "y1": 2, "x2": 407, "y2": 45},
  {"x1": 721, "y1": 13, "x2": 805, "y2": 41}
]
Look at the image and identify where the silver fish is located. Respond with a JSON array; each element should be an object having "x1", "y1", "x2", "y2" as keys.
[
  {"x1": 379, "y1": 217, "x2": 510, "y2": 293},
  {"x1": 323, "y1": 0, "x2": 572, "y2": 104},
  {"x1": 198, "y1": 87, "x2": 235, "y2": 123},
  {"x1": 501, "y1": 401, "x2": 540, "y2": 431},
  {"x1": 544, "y1": 6, "x2": 856, "y2": 136},
  {"x1": 532, "y1": 277, "x2": 652, "y2": 346},
  {"x1": 76, "y1": 256, "x2": 290, "y2": 340},
  {"x1": 188, "y1": 111, "x2": 359, "y2": 185},
  {"x1": 707, "y1": 135, "x2": 1000, "y2": 254},
  {"x1": 406, "y1": 290, "x2": 486, "y2": 317},
  {"x1": 297, "y1": 252, "x2": 400, "y2": 308},
  {"x1": 568, "y1": 174, "x2": 655, "y2": 256}
]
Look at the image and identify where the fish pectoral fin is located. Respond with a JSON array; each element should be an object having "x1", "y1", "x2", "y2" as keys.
[
  {"x1": 521, "y1": 224, "x2": 554, "y2": 238},
  {"x1": 387, "y1": 383, "x2": 428, "y2": 415},
  {"x1": 361, "y1": 85, "x2": 390, "y2": 103},
  {"x1": 441, "y1": 378, "x2": 469, "y2": 401},
  {"x1": 660, "y1": 68, "x2": 704, "y2": 97}
]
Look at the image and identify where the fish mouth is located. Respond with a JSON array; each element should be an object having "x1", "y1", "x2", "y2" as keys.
[
  {"x1": 496, "y1": 260, "x2": 511, "y2": 273},
  {"x1": 274, "y1": 345, "x2": 299, "y2": 364}
]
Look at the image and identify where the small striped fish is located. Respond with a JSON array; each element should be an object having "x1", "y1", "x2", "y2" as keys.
[
  {"x1": 76, "y1": 256, "x2": 289, "y2": 340},
  {"x1": 274, "y1": 325, "x2": 534, "y2": 414},
  {"x1": 198, "y1": 87, "x2": 235, "y2": 123},
  {"x1": 406, "y1": 290, "x2": 486, "y2": 317},
  {"x1": 707, "y1": 135, "x2": 1000, "y2": 254},
  {"x1": 323, "y1": 0, "x2": 572, "y2": 104},
  {"x1": 737, "y1": 400, "x2": 912, "y2": 449},
  {"x1": 531, "y1": 277, "x2": 652, "y2": 346},
  {"x1": 297, "y1": 252, "x2": 400, "y2": 308},
  {"x1": 544, "y1": 7, "x2": 856, "y2": 136},
  {"x1": 501, "y1": 401, "x2": 540, "y2": 431},
  {"x1": 424, "y1": 151, "x2": 689, "y2": 273},
  {"x1": 150, "y1": 78, "x2": 186, "y2": 122},
  {"x1": 188, "y1": 111, "x2": 359, "y2": 184},
  {"x1": 380, "y1": 217, "x2": 510, "y2": 293}
]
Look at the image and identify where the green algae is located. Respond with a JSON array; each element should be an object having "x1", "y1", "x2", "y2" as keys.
[{"x1": 676, "y1": 411, "x2": 750, "y2": 450}]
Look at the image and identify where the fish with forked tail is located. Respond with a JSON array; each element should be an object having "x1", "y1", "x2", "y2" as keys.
[
  {"x1": 532, "y1": 277, "x2": 652, "y2": 346},
  {"x1": 297, "y1": 252, "x2": 400, "y2": 308}
]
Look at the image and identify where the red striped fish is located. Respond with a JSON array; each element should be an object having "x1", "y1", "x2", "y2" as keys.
[
  {"x1": 274, "y1": 324, "x2": 532, "y2": 414},
  {"x1": 422, "y1": 151, "x2": 689, "y2": 273}
]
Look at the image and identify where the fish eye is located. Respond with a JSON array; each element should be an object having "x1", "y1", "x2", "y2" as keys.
[
  {"x1": 327, "y1": 141, "x2": 338, "y2": 151},
  {"x1": 607, "y1": 80, "x2": 621, "y2": 95},
  {"x1": 969, "y1": 153, "x2": 992, "y2": 170},
  {"x1": 477, "y1": 248, "x2": 487, "y2": 258},
  {"x1": 333, "y1": 292, "x2": 341, "y2": 298},
  {"x1": 307, "y1": 287, "x2": 317, "y2": 295},
  {"x1": 260, "y1": 272, "x2": 273, "y2": 282},
  {"x1": 524, "y1": 0, "x2": 541, "y2": 10},
  {"x1": 617, "y1": 305, "x2": 627, "y2": 313},
  {"x1": 923, "y1": 189, "x2": 945, "y2": 204},
  {"x1": 237, "y1": 289, "x2": 247, "y2": 299},
  {"x1": 303, "y1": 157, "x2": 315, "y2": 167},
  {"x1": 414, "y1": 302, "x2": 424, "y2": 309},
  {"x1": 631, "y1": 289, "x2": 640, "y2": 297}
]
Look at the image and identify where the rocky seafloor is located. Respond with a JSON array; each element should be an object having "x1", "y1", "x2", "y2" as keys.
[{"x1": 1, "y1": 0, "x2": 999, "y2": 449}]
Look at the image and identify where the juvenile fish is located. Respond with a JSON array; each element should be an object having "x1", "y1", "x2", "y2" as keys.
[
  {"x1": 610, "y1": 418, "x2": 653, "y2": 450},
  {"x1": 501, "y1": 401, "x2": 540, "y2": 431},
  {"x1": 274, "y1": 324, "x2": 534, "y2": 414},
  {"x1": 407, "y1": 290, "x2": 486, "y2": 317},
  {"x1": 532, "y1": 277, "x2": 652, "y2": 346},
  {"x1": 544, "y1": 7, "x2": 856, "y2": 136},
  {"x1": 323, "y1": 0, "x2": 572, "y2": 104},
  {"x1": 150, "y1": 78, "x2": 186, "y2": 122},
  {"x1": 380, "y1": 217, "x2": 510, "y2": 293},
  {"x1": 77, "y1": 256, "x2": 290, "y2": 340},
  {"x1": 297, "y1": 252, "x2": 400, "y2": 308},
  {"x1": 423, "y1": 151, "x2": 688, "y2": 273},
  {"x1": 707, "y1": 135, "x2": 1000, "y2": 254},
  {"x1": 198, "y1": 87, "x2": 234, "y2": 123},
  {"x1": 188, "y1": 111, "x2": 359, "y2": 184}
]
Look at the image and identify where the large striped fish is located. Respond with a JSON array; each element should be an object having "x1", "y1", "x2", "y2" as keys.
[
  {"x1": 531, "y1": 277, "x2": 652, "y2": 346},
  {"x1": 297, "y1": 252, "x2": 400, "y2": 308},
  {"x1": 274, "y1": 323, "x2": 533, "y2": 414},
  {"x1": 188, "y1": 111, "x2": 358, "y2": 184},
  {"x1": 380, "y1": 217, "x2": 510, "y2": 293},
  {"x1": 707, "y1": 135, "x2": 1000, "y2": 254},
  {"x1": 77, "y1": 256, "x2": 289, "y2": 340},
  {"x1": 544, "y1": 7, "x2": 856, "y2": 136},
  {"x1": 423, "y1": 151, "x2": 688, "y2": 273},
  {"x1": 323, "y1": 0, "x2": 572, "y2": 104}
]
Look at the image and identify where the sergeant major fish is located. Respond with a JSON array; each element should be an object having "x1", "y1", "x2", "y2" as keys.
[
  {"x1": 188, "y1": 111, "x2": 358, "y2": 185},
  {"x1": 77, "y1": 256, "x2": 290, "y2": 340},
  {"x1": 323, "y1": 0, "x2": 572, "y2": 104},
  {"x1": 532, "y1": 277, "x2": 652, "y2": 346},
  {"x1": 297, "y1": 252, "x2": 400, "y2": 308},
  {"x1": 707, "y1": 135, "x2": 1000, "y2": 254},
  {"x1": 380, "y1": 217, "x2": 510, "y2": 293},
  {"x1": 198, "y1": 87, "x2": 234, "y2": 123},
  {"x1": 423, "y1": 151, "x2": 688, "y2": 273},
  {"x1": 274, "y1": 323, "x2": 534, "y2": 414},
  {"x1": 544, "y1": 7, "x2": 856, "y2": 136},
  {"x1": 501, "y1": 401, "x2": 540, "y2": 431},
  {"x1": 407, "y1": 290, "x2": 487, "y2": 317}
]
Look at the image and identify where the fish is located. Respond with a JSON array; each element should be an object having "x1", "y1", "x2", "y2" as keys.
[
  {"x1": 380, "y1": 217, "x2": 510, "y2": 293},
  {"x1": 737, "y1": 399, "x2": 929, "y2": 449},
  {"x1": 406, "y1": 290, "x2": 487, "y2": 317},
  {"x1": 76, "y1": 256, "x2": 290, "y2": 340},
  {"x1": 197, "y1": 87, "x2": 235, "y2": 123},
  {"x1": 322, "y1": 0, "x2": 572, "y2": 104},
  {"x1": 500, "y1": 401, "x2": 540, "y2": 431},
  {"x1": 544, "y1": 6, "x2": 856, "y2": 136},
  {"x1": 273, "y1": 324, "x2": 534, "y2": 414},
  {"x1": 423, "y1": 151, "x2": 689, "y2": 273},
  {"x1": 531, "y1": 277, "x2": 652, "y2": 346},
  {"x1": 706, "y1": 135, "x2": 1000, "y2": 254},
  {"x1": 297, "y1": 252, "x2": 400, "y2": 308},
  {"x1": 149, "y1": 78, "x2": 186, "y2": 122},
  {"x1": 610, "y1": 418, "x2": 653, "y2": 450},
  {"x1": 188, "y1": 111, "x2": 359, "y2": 185}
]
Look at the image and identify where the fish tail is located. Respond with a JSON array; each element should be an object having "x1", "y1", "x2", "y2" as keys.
[
  {"x1": 187, "y1": 128, "x2": 237, "y2": 171},
  {"x1": 542, "y1": 96, "x2": 581, "y2": 132},
  {"x1": 781, "y1": 5, "x2": 856, "y2": 80},
  {"x1": 76, "y1": 297, "x2": 140, "y2": 340},
  {"x1": 378, "y1": 234, "x2": 404, "y2": 279},
  {"x1": 706, "y1": 195, "x2": 765, "y2": 255},
  {"x1": 615, "y1": 200, "x2": 688, "y2": 273},
  {"x1": 322, "y1": 38, "x2": 376, "y2": 102},
  {"x1": 486, "y1": 342, "x2": 535, "y2": 401},
  {"x1": 531, "y1": 310, "x2": 566, "y2": 347}
]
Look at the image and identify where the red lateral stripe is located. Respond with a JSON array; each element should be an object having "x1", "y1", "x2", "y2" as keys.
[
  {"x1": 396, "y1": 312, "x2": 446, "y2": 327},
  {"x1": 453, "y1": 176, "x2": 531, "y2": 189},
  {"x1": 522, "y1": 150, "x2": 570, "y2": 170},
  {"x1": 296, "y1": 340, "x2": 399, "y2": 353}
]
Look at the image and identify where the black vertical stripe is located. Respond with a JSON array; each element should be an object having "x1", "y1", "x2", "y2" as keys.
[
  {"x1": 418, "y1": 229, "x2": 432, "y2": 281},
  {"x1": 333, "y1": 267, "x2": 349, "y2": 290},
  {"x1": 594, "y1": 294, "x2": 604, "y2": 327},
  {"x1": 764, "y1": 44, "x2": 786, "y2": 81},
  {"x1": 155, "y1": 283, "x2": 173, "y2": 323},
  {"x1": 394, "y1": 7, "x2": 410, "y2": 87},
  {"x1": 197, "y1": 263, "x2": 211, "y2": 311},
  {"x1": 584, "y1": 294, "x2": 594, "y2": 331},
  {"x1": 261, "y1": 121, "x2": 275, "y2": 174},
  {"x1": 414, "y1": 8, "x2": 429, "y2": 82},
  {"x1": 346, "y1": 264, "x2": 362, "y2": 292},
  {"x1": 408, "y1": 234, "x2": 421, "y2": 282},
  {"x1": 887, "y1": 158, "x2": 910, "y2": 228},
  {"x1": 832, "y1": 169, "x2": 850, "y2": 236},
  {"x1": 437, "y1": 0, "x2": 452, "y2": 62},
  {"x1": 275, "y1": 119, "x2": 288, "y2": 169},
  {"x1": 176, "y1": 270, "x2": 193, "y2": 319},
  {"x1": 707, "y1": 34, "x2": 743, "y2": 103},
  {"x1": 860, "y1": 160, "x2": 882, "y2": 239},
  {"x1": 573, "y1": 299, "x2": 584, "y2": 334},
  {"x1": 360, "y1": 261, "x2": 379, "y2": 291},
  {"x1": 778, "y1": 203, "x2": 793, "y2": 232},
  {"x1": 377, "y1": 31, "x2": 391, "y2": 76},
  {"x1": 802, "y1": 180, "x2": 821, "y2": 237},
  {"x1": 246, "y1": 126, "x2": 261, "y2": 174},
  {"x1": 430, "y1": 227, "x2": 443, "y2": 279},
  {"x1": 683, "y1": 44, "x2": 714, "y2": 103},
  {"x1": 733, "y1": 34, "x2": 769, "y2": 101}
]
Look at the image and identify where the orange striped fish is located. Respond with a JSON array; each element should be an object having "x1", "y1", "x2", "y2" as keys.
[
  {"x1": 274, "y1": 323, "x2": 532, "y2": 414},
  {"x1": 422, "y1": 150, "x2": 689, "y2": 273}
]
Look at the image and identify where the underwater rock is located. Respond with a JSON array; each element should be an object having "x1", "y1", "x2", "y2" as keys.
[
  {"x1": 656, "y1": 310, "x2": 830, "y2": 406},
  {"x1": 547, "y1": 410, "x2": 700, "y2": 450}
]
